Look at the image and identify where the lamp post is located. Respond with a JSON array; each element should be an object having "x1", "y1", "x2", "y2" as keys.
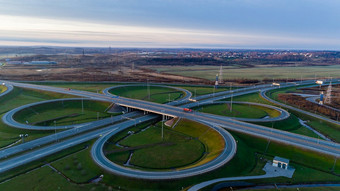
[{"x1": 54, "y1": 120, "x2": 57, "y2": 142}]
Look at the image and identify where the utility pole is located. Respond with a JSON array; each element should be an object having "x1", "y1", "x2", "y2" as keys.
[
  {"x1": 167, "y1": 93, "x2": 171, "y2": 103},
  {"x1": 194, "y1": 88, "x2": 197, "y2": 100},
  {"x1": 54, "y1": 121, "x2": 57, "y2": 142},
  {"x1": 230, "y1": 93, "x2": 233, "y2": 112},
  {"x1": 147, "y1": 79, "x2": 150, "y2": 100},
  {"x1": 161, "y1": 115, "x2": 164, "y2": 140},
  {"x1": 332, "y1": 157, "x2": 337, "y2": 172}
]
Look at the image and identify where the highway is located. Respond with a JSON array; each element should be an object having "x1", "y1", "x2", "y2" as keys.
[
  {"x1": 1, "y1": 79, "x2": 340, "y2": 180},
  {"x1": 0, "y1": 114, "x2": 158, "y2": 173},
  {"x1": 2, "y1": 80, "x2": 340, "y2": 158},
  {"x1": 0, "y1": 111, "x2": 141, "y2": 159},
  {"x1": 0, "y1": 82, "x2": 234, "y2": 178}
]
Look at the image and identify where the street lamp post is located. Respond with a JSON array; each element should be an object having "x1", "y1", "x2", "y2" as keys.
[
  {"x1": 161, "y1": 115, "x2": 164, "y2": 140},
  {"x1": 54, "y1": 120, "x2": 57, "y2": 142},
  {"x1": 230, "y1": 93, "x2": 233, "y2": 112}
]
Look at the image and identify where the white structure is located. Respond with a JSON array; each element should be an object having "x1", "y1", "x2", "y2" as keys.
[
  {"x1": 319, "y1": 91, "x2": 324, "y2": 105},
  {"x1": 215, "y1": 74, "x2": 219, "y2": 87},
  {"x1": 316, "y1": 80, "x2": 324, "y2": 85},
  {"x1": 324, "y1": 81, "x2": 332, "y2": 104},
  {"x1": 272, "y1": 156, "x2": 289, "y2": 170}
]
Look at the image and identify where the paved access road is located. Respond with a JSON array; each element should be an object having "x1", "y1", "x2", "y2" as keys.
[
  {"x1": 306, "y1": 96, "x2": 340, "y2": 113},
  {"x1": 188, "y1": 162, "x2": 295, "y2": 191}
]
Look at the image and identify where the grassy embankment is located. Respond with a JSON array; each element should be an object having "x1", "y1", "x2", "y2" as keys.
[
  {"x1": 13, "y1": 99, "x2": 112, "y2": 126},
  {"x1": 0, "y1": 85, "x2": 7, "y2": 94},
  {"x1": 104, "y1": 119, "x2": 225, "y2": 170},
  {"x1": 109, "y1": 85, "x2": 184, "y2": 104}
]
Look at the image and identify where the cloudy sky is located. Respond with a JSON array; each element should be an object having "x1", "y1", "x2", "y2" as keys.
[{"x1": 0, "y1": 0, "x2": 339, "y2": 49}]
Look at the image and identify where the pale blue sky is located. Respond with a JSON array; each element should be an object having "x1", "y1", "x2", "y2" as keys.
[{"x1": 0, "y1": 0, "x2": 339, "y2": 49}]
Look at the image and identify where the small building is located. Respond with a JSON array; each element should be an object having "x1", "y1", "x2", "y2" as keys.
[{"x1": 272, "y1": 156, "x2": 289, "y2": 170}]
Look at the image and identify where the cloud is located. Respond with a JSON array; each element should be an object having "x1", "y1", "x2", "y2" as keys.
[{"x1": 0, "y1": 14, "x2": 339, "y2": 49}]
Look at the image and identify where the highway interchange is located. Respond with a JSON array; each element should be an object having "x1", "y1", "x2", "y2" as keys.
[{"x1": 0, "y1": 79, "x2": 340, "y2": 182}]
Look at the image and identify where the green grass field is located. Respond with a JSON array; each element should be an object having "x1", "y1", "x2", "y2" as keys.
[
  {"x1": 155, "y1": 65, "x2": 340, "y2": 80},
  {"x1": 175, "y1": 85, "x2": 233, "y2": 96},
  {"x1": 198, "y1": 103, "x2": 280, "y2": 119},
  {"x1": 109, "y1": 85, "x2": 184, "y2": 103},
  {"x1": 13, "y1": 99, "x2": 112, "y2": 126},
  {"x1": 104, "y1": 119, "x2": 225, "y2": 170},
  {"x1": 0, "y1": 166, "x2": 107, "y2": 191}
]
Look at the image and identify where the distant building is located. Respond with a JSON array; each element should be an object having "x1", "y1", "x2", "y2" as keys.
[
  {"x1": 272, "y1": 156, "x2": 289, "y2": 170},
  {"x1": 7, "y1": 61, "x2": 57, "y2": 65},
  {"x1": 24, "y1": 61, "x2": 57, "y2": 65},
  {"x1": 7, "y1": 61, "x2": 23, "y2": 64}
]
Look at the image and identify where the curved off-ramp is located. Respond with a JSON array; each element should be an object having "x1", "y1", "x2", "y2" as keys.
[
  {"x1": 2, "y1": 98, "x2": 108, "y2": 130},
  {"x1": 260, "y1": 90, "x2": 340, "y2": 126},
  {"x1": 102, "y1": 84, "x2": 192, "y2": 105},
  {"x1": 91, "y1": 120, "x2": 237, "y2": 180},
  {"x1": 196, "y1": 101, "x2": 290, "y2": 122}
]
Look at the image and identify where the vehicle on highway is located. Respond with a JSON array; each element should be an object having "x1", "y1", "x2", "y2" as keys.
[{"x1": 183, "y1": 108, "x2": 193, "y2": 112}]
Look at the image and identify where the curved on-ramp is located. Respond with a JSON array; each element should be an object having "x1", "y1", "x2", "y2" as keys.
[
  {"x1": 196, "y1": 101, "x2": 290, "y2": 122},
  {"x1": 102, "y1": 84, "x2": 192, "y2": 105},
  {"x1": 2, "y1": 98, "x2": 106, "y2": 130},
  {"x1": 91, "y1": 120, "x2": 237, "y2": 180}
]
